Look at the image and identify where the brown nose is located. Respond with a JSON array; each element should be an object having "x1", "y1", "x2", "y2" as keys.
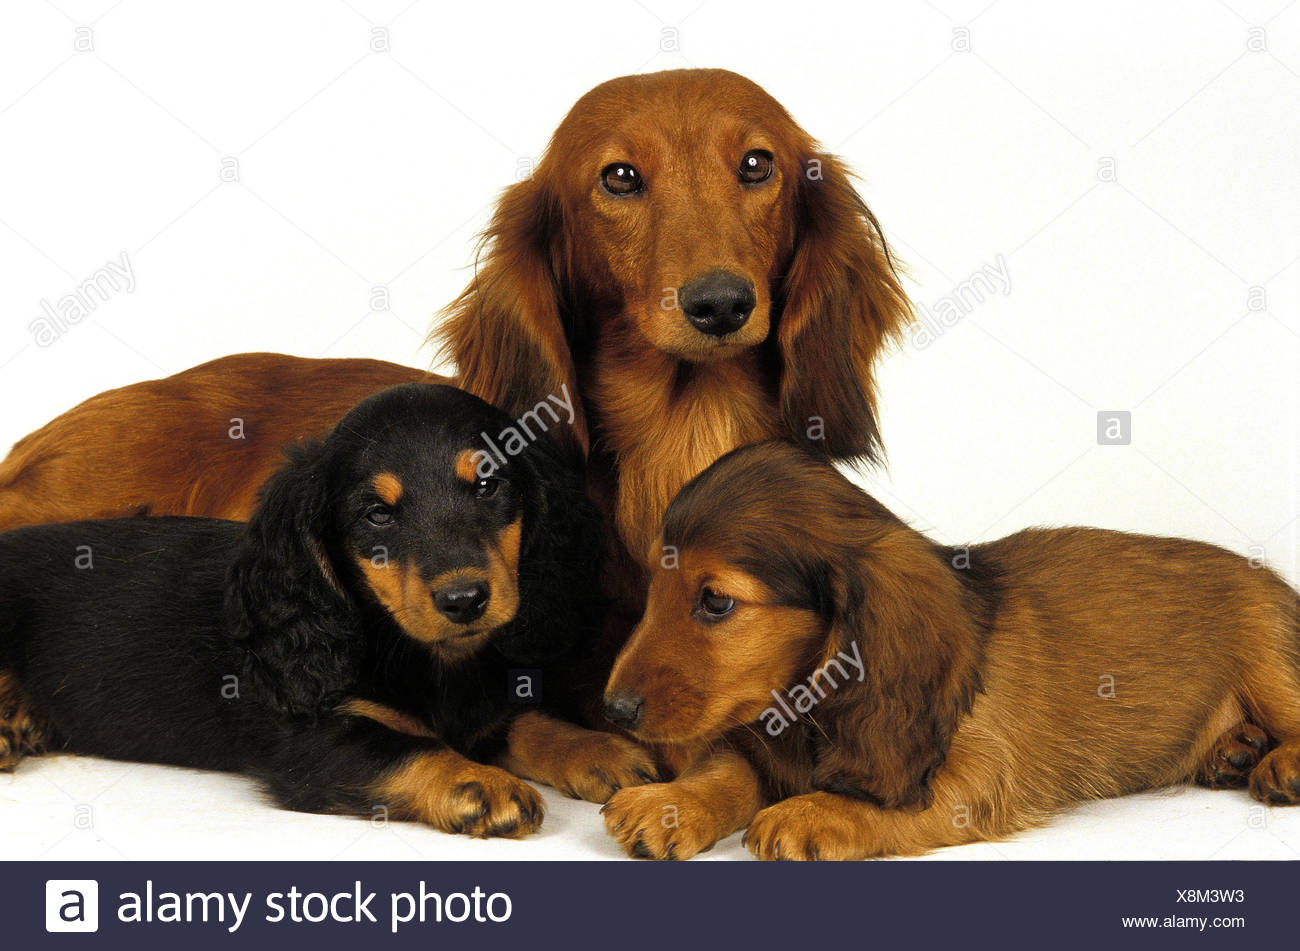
[
  {"x1": 433, "y1": 581, "x2": 489, "y2": 624},
  {"x1": 679, "y1": 269, "x2": 755, "y2": 337},
  {"x1": 603, "y1": 690, "x2": 644, "y2": 731}
]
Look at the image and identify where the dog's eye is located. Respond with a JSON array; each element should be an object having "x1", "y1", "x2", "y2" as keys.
[
  {"x1": 699, "y1": 587, "x2": 736, "y2": 620},
  {"x1": 474, "y1": 477, "x2": 502, "y2": 499},
  {"x1": 600, "y1": 162, "x2": 643, "y2": 196},
  {"x1": 739, "y1": 149, "x2": 774, "y2": 184},
  {"x1": 365, "y1": 504, "x2": 394, "y2": 526}
]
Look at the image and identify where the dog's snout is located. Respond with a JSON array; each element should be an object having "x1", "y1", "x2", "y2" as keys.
[
  {"x1": 603, "y1": 690, "x2": 644, "y2": 731},
  {"x1": 679, "y1": 270, "x2": 756, "y2": 337},
  {"x1": 433, "y1": 581, "x2": 490, "y2": 624}
]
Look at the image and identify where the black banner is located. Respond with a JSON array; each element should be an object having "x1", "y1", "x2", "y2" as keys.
[{"x1": 7, "y1": 860, "x2": 1283, "y2": 948}]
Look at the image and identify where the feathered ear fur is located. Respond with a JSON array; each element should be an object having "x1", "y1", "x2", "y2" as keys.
[
  {"x1": 776, "y1": 153, "x2": 911, "y2": 462},
  {"x1": 437, "y1": 177, "x2": 589, "y2": 454},
  {"x1": 810, "y1": 526, "x2": 983, "y2": 809},
  {"x1": 224, "y1": 441, "x2": 360, "y2": 720},
  {"x1": 493, "y1": 433, "x2": 605, "y2": 669}
]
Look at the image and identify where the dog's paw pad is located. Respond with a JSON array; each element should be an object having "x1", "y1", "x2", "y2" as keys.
[
  {"x1": 441, "y1": 768, "x2": 544, "y2": 838},
  {"x1": 1197, "y1": 723, "x2": 1270, "y2": 789},
  {"x1": 1249, "y1": 744, "x2": 1300, "y2": 806}
]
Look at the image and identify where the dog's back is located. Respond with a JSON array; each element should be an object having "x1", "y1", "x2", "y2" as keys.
[
  {"x1": 0, "y1": 354, "x2": 431, "y2": 532},
  {"x1": 0, "y1": 517, "x2": 248, "y2": 771},
  {"x1": 966, "y1": 526, "x2": 1300, "y2": 801}
]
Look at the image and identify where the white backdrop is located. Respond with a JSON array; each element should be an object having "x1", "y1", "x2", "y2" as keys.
[{"x1": 1, "y1": 0, "x2": 1297, "y2": 861}]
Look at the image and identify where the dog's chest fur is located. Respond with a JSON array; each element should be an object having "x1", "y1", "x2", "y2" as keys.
[{"x1": 589, "y1": 346, "x2": 780, "y2": 568}]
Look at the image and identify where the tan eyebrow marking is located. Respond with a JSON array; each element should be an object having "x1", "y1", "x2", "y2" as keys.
[
  {"x1": 373, "y1": 472, "x2": 403, "y2": 506},
  {"x1": 454, "y1": 449, "x2": 479, "y2": 483},
  {"x1": 689, "y1": 550, "x2": 776, "y2": 603}
]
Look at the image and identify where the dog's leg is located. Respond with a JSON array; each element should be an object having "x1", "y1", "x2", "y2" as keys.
[
  {"x1": 744, "y1": 791, "x2": 986, "y2": 860},
  {"x1": 0, "y1": 673, "x2": 44, "y2": 771},
  {"x1": 268, "y1": 703, "x2": 545, "y2": 838},
  {"x1": 375, "y1": 746, "x2": 545, "y2": 837},
  {"x1": 743, "y1": 757, "x2": 1002, "y2": 861},
  {"x1": 1245, "y1": 681, "x2": 1300, "y2": 805},
  {"x1": 498, "y1": 710, "x2": 658, "y2": 803},
  {"x1": 600, "y1": 750, "x2": 762, "y2": 859},
  {"x1": 1243, "y1": 626, "x2": 1300, "y2": 806}
]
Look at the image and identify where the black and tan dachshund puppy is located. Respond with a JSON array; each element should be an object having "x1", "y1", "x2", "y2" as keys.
[{"x1": 0, "y1": 383, "x2": 654, "y2": 837}]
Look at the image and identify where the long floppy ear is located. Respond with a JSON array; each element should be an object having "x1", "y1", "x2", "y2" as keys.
[
  {"x1": 810, "y1": 527, "x2": 983, "y2": 809},
  {"x1": 436, "y1": 176, "x2": 589, "y2": 455},
  {"x1": 224, "y1": 441, "x2": 361, "y2": 720},
  {"x1": 777, "y1": 153, "x2": 912, "y2": 463},
  {"x1": 494, "y1": 432, "x2": 606, "y2": 669}
]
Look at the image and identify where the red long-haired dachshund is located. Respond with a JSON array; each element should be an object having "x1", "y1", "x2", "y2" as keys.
[
  {"x1": 0, "y1": 69, "x2": 907, "y2": 599},
  {"x1": 600, "y1": 441, "x2": 1300, "y2": 860},
  {"x1": 439, "y1": 68, "x2": 910, "y2": 606}
]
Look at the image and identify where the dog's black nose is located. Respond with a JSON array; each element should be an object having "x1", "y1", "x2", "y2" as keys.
[
  {"x1": 679, "y1": 270, "x2": 756, "y2": 336},
  {"x1": 603, "y1": 690, "x2": 644, "y2": 731},
  {"x1": 433, "y1": 581, "x2": 490, "y2": 624}
]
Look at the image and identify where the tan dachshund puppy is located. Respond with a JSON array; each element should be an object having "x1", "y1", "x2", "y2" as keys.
[{"x1": 600, "y1": 441, "x2": 1300, "y2": 860}]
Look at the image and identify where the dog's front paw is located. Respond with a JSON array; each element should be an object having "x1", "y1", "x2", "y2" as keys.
[
  {"x1": 553, "y1": 731, "x2": 659, "y2": 803},
  {"x1": 600, "y1": 783, "x2": 719, "y2": 860},
  {"x1": 744, "y1": 793, "x2": 869, "y2": 861},
  {"x1": 446, "y1": 768, "x2": 546, "y2": 838},
  {"x1": 504, "y1": 712, "x2": 658, "y2": 803},
  {"x1": 394, "y1": 758, "x2": 544, "y2": 839}
]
